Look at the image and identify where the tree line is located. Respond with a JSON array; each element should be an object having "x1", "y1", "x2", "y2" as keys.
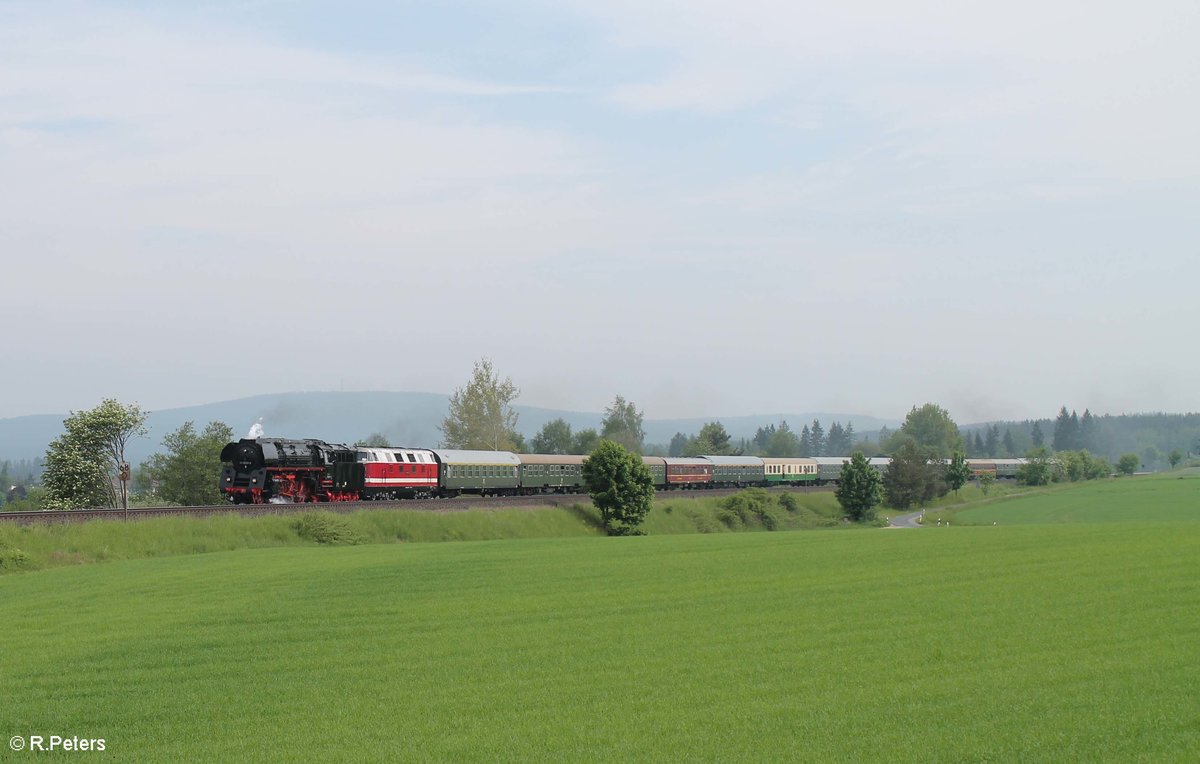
[
  {"x1": 1, "y1": 398, "x2": 236, "y2": 511},
  {"x1": 833, "y1": 401, "x2": 1163, "y2": 523},
  {"x1": 958, "y1": 407, "x2": 1197, "y2": 468},
  {"x1": 12, "y1": 357, "x2": 1187, "y2": 515}
]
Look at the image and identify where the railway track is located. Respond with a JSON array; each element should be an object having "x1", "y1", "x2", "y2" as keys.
[{"x1": 0, "y1": 485, "x2": 834, "y2": 525}]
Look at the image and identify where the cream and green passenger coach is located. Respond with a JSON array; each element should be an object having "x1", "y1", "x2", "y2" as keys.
[{"x1": 761, "y1": 457, "x2": 819, "y2": 485}]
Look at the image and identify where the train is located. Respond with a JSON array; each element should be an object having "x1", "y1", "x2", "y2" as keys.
[{"x1": 218, "y1": 437, "x2": 1024, "y2": 504}]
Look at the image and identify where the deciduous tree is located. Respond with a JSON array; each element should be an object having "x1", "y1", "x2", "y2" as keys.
[
  {"x1": 896, "y1": 403, "x2": 963, "y2": 458},
  {"x1": 945, "y1": 451, "x2": 972, "y2": 496},
  {"x1": 835, "y1": 451, "x2": 882, "y2": 522},
  {"x1": 531, "y1": 418, "x2": 574, "y2": 455},
  {"x1": 1017, "y1": 447, "x2": 1053, "y2": 486},
  {"x1": 1116, "y1": 453, "x2": 1140, "y2": 476},
  {"x1": 573, "y1": 428, "x2": 601, "y2": 455},
  {"x1": 668, "y1": 432, "x2": 688, "y2": 457},
  {"x1": 883, "y1": 441, "x2": 946, "y2": 509},
  {"x1": 683, "y1": 421, "x2": 734, "y2": 456},
  {"x1": 354, "y1": 433, "x2": 390, "y2": 447},
  {"x1": 600, "y1": 395, "x2": 645, "y2": 453},
  {"x1": 439, "y1": 359, "x2": 521, "y2": 451},
  {"x1": 581, "y1": 440, "x2": 654, "y2": 535},
  {"x1": 141, "y1": 421, "x2": 234, "y2": 506},
  {"x1": 42, "y1": 399, "x2": 148, "y2": 510}
]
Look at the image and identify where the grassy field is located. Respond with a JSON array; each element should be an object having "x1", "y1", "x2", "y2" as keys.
[
  {"x1": 946, "y1": 472, "x2": 1200, "y2": 525},
  {"x1": 0, "y1": 489, "x2": 849, "y2": 575},
  {"x1": 2, "y1": 523, "x2": 1197, "y2": 761}
]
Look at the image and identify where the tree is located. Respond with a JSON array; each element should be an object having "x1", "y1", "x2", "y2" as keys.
[
  {"x1": 972, "y1": 431, "x2": 985, "y2": 456},
  {"x1": 1079, "y1": 409, "x2": 1097, "y2": 452},
  {"x1": 1083, "y1": 453, "x2": 1112, "y2": 480},
  {"x1": 984, "y1": 425, "x2": 999, "y2": 458},
  {"x1": 945, "y1": 451, "x2": 972, "y2": 496},
  {"x1": 141, "y1": 421, "x2": 234, "y2": 506},
  {"x1": 42, "y1": 399, "x2": 148, "y2": 510},
  {"x1": 531, "y1": 418, "x2": 574, "y2": 454},
  {"x1": 1168, "y1": 449, "x2": 1184, "y2": 469},
  {"x1": 809, "y1": 420, "x2": 825, "y2": 457},
  {"x1": 883, "y1": 441, "x2": 946, "y2": 510},
  {"x1": 799, "y1": 425, "x2": 812, "y2": 457},
  {"x1": 1116, "y1": 453, "x2": 1140, "y2": 476},
  {"x1": 978, "y1": 472, "x2": 996, "y2": 495},
  {"x1": 1142, "y1": 445, "x2": 1161, "y2": 469},
  {"x1": 1031, "y1": 421, "x2": 1045, "y2": 447},
  {"x1": 573, "y1": 428, "x2": 601, "y2": 455},
  {"x1": 668, "y1": 432, "x2": 688, "y2": 457},
  {"x1": 1017, "y1": 447, "x2": 1054, "y2": 486},
  {"x1": 1052, "y1": 406, "x2": 1079, "y2": 452},
  {"x1": 42, "y1": 431, "x2": 109, "y2": 510},
  {"x1": 767, "y1": 420, "x2": 801, "y2": 457},
  {"x1": 752, "y1": 424, "x2": 776, "y2": 453},
  {"x1": 826, "y1": 422, "x2": 848, "y2": 455},
  {"x1": 835, "y1": 451, "x2": 883, "y2": 522},
  {"x1": 354, "y1": 433, "x2": 390, "y2": 447},
  {"x1": 509, "y1": 431, "x2": 529, "y2": 454},
  {"x1": 600, "y1": 395, "x2": 645, "y2": 453},
  {"x1": 581, "y1": 440, "x2": 655, "y2": 535},
  {"x1": 439, "y1": 358, "x2": 521, "y2": 451},
  {"x1": 683, "y1": 421, "x2": 734, "y2": 456},
  {"x1": 897, "y1": 403, "x2": 962, "y2": 458},
  {"x1": 1002, "y1": 428, "x2": 1016, "y2": 457},
  {"x1": 1057, "y1": 450, "x2": 1085, "y2": 482}
]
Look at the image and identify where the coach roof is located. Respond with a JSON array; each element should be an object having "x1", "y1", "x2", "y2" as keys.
[
  {"x1": 430, "y1": 449, "x2": 522, "y2": 466},
  {"x1": 701, "y1": 455, "x2": 765, "y2": 466},
  {"x1": 516, "y1": 453, "x2": 587, "y2": 466}
]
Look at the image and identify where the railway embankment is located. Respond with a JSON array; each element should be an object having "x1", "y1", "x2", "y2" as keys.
[{"x1": 0, "y1": 480, "x2": 1042, "y2": 576}]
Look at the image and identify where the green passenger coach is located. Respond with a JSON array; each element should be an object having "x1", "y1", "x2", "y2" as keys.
[
  {"x1": 431, "y1": 449, "x2": 521, "y2": 496},
  {"x1": 517, "y1": 453, "x2": 586, "y2": 494},
  {"x1": 703, "y1": 456, "x2": 766, "y2": 487}
]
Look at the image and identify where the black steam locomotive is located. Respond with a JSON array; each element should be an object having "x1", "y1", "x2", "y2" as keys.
[{"x1": 218, "y1": 438, "x2": 363, "y2": 504}]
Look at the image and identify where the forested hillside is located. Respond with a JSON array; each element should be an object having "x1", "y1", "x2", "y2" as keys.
[{"x1": 962, "y1": 409, "x2": 1200, "y2": 468}]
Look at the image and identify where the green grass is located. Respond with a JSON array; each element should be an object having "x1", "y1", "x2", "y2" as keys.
[
  {"x1": 0, "y1": 490, "x2": 848, "y2": 575},
  {"x1": 1, "y1": 525, "x2": 1197, "y2": 761},
  {"x1": 948, "y1": 472, "x2": 1200, "y2": 525}
]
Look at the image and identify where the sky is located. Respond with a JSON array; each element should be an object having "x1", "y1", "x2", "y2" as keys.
[{"x1": 2, "y1": 0, "x2": 1198, "y2": 424}]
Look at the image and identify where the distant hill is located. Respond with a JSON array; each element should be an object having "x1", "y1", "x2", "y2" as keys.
[{"x1": 0, "y1": 391, "x2": 901, "y2": 466}]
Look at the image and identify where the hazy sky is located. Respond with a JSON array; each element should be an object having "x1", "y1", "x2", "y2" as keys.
[{"x1": 3, "y1": 0, "x2": 1197, "y2": 423}]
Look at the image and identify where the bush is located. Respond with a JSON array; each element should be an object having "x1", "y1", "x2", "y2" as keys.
[
  {"x1": 0, "y1": 546, "x2": 30, "y2": 570},
  {"x1": 1116, "y1": 454, "x2": 1140, "y2": 477},
  {"x1": 685, "y1": 509, "x2": 719, "y2": 534},
  {"x1": 718, "y1": 489, "x2": 781, "y2": 531},
  {"x1": 292, "y1": 512, "x2": 361, "y2": 545},
  {"x1": 778, "y1": 493, "x2": 800, "y2": 513}
]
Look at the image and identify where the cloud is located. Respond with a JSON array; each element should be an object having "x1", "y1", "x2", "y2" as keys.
[
  {"x1": 0, "y1": 3, "x2": 599, "y2": 271},
  {"x1": 578, "y1": 0, "x2": 1200, "y2": 182}
]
